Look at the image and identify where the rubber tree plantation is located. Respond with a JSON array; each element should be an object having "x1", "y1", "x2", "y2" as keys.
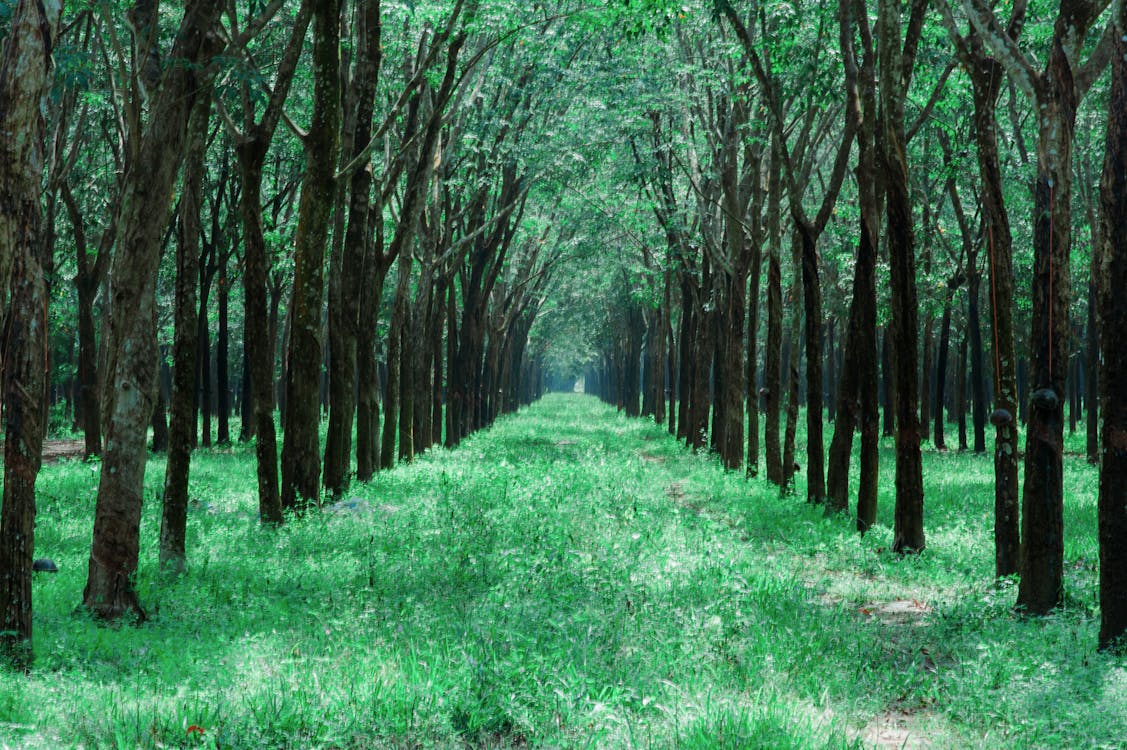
[{"x1": 0, "y1": 0, "x2": 1126, "y2": 746}]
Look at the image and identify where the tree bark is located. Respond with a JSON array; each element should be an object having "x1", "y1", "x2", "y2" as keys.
[
  {"x1": 216, "y1": 246, "x2": 231, "y2": 445},
  {"x1": 83, "y1": 0, "x2": 224, "y2": 622},
  {"x1": 879, "y1": 0, "x2": 926, "y2": 553},
  {"x1": 0, "y1": 0, "x2": 57, "y2": 669},
  {"x1": 161, "y1": 92, "x2": 210, "y2": 574},
  {"x1": 281, "y1": 0, "x2": 342, "y2": 510},
  {"x1": 1098, "y1": 1, "x2": 1127, "y2": 649},
  {"x1": 324, "y1": 0, "x2": 380, "y2": 495}
]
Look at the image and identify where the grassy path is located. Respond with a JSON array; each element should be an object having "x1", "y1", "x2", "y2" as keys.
[{"x1": 4, "y1": 394, "x2": 1124, "y2": 748}]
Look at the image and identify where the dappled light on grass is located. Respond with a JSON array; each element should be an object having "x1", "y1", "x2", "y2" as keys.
[{"x1": 5, "y1": 394, "x2": 1124, "y2": 748}]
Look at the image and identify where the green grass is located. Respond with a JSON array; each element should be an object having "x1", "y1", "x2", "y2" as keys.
[{"x1": 3, "y1": 393, "x2": 1122, "y2": 748}]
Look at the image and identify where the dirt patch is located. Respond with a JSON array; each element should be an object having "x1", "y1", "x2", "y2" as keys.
[
  {"x1": 665, "y1": 481, "x2": 686, "y2": 502},
  {"x1": 862, "y1": 709, "x2": 934, "y2": 749},
  {"x1": 858, "y1": 599, "x2": 933, "y2": 626},
  {"x1": 0, "y1": 440, "x2": 88, "y2": 464},
  {"x1": 638, "y1": 452, "x2": 666, "y2": 463},
  {"x1": 555, "y1": 440, "x2": 577, "y2": 447}
]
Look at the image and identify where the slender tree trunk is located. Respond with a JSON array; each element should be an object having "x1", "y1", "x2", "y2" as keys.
[
  {"x1": 764, "y1": 231, "x2": 783, "y2": 483},
  {"x1": 957, "y1": 333, "x2": 969, "y2": 450},
  {"x1": 1087, "y1": 275, "x2": 1099, "y2": 464},
  {"x1": 934, "y1": 296, "x2": 953, "y2": 450},
  {"x1": 798, "y1": 223, "x2": 825, "y2": 502},
  {"x1": 882, "y1": 328, "x2": 895, "y2": 437},
  {"x1": 781, "y1": 228, "x2": 803, "y2": 491},
  {"x1": 216, "y1": 249, "x2": 231, "y2": 445},
  {"x1": 381, "y1": 253, "x2": 411, "y2": 468},
  {"x1": 149, "y1": 346, "x2": 170, "y2": 452},
  {"x1": 968, "y1": 267, "x2": 987, "y2": 452},
  {"x1": 920, "y1": 314, "x2": 933, "y2": 440},
  {"x1": 237, "y1": 145, "x2": 283, "y2": 523},
  {"x1": 161, "y1": 92, "x2": 209, "y2": 574},
  {"x1": 880, "y1": 0, "x2": 925, "y2": 552},
  {"x1": 281, "y1": 0, "x2": 342, "y2": 510},
  {"x1": 197, "y1": 250, "x2": 214, "y2": 448}
]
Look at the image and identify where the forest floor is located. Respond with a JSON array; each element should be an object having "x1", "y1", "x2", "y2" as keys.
[{"x1": 3, "y1": 394, "x2": 1123, "y2": 749}]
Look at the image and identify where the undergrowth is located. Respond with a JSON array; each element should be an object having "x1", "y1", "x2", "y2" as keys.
[{"x1": 1, "y1": 394, "x2": 1121, "y2": 749}]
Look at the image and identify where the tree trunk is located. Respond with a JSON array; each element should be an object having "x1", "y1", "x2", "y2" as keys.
[
  {"x1": 150, "y1": 350, "x2": 169, "y2": 452},
  {"x1": 1087, "y1": 275, "x2": 1099, "y2": 464},
  {"x1": 0, "y1": 0, "x2": 57, "y2": 669},
  {"x1": 84, "y1": 0, "x2": 224, "y2": 622},
  {"x1": 763, "y1": 229, "x2": 783, "y2": 483},
  {"x1": 1098, "y1": 4, "x2": 1127, "y2": 649},
  {"x1": 61, "y1": 184, "x2": 108, "y2": 459},
  {"x1": 161, "y1": 92, "x2": 209, "y2": 573},
  {"x1": 381, "y1": 253, "x2": 411, "y2": 468},
  {"x1": 881, "y1": 328, "x2": 895, "y2": 437},
  {"x1": 957, "y1": 333, "x2": 969, "y2": 450},
  {"x1": 920, "y1": 313, "x2": 933, "y2": 440},
  {"x1": 216, "y1": 248, "x2": 231, "y2": 445},
  {"x1": 324, "y1": 0, "x2": 380, "y2": 495},
  {"x1": 798, "y1": 222, "x2": 826, "y2": 502},
  {"x1": 880, "y1": 0, "x2": 925, "y2": 553},
  {"x1": 280, "y1": 0, "x2": 342, "y2": 510},
  {"x1": 968, "y1": 266, "x2": 987, "y2": 453},
  {"x1": 781, "y1": 228, "x2": 803, "y2": 491},
  {"x1": 934, "y1": 296, "x2": 953, "y2": 451}
]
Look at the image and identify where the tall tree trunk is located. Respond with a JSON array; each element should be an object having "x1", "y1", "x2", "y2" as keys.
[
  {"x1": 763, "y1": 226, "x2": 783, "y2": 483},
  {"x1": 197, "y1": 246, "x2": 214, "y2": 448},
  {"x1": 798, "y1": 223, "x2": 825, "y2": 502},
  {"x1": 879, "y1": 0, "x2": 925, "y2": 553},
  {"x1": 781, "y1": 229, "x2": 803, "y2": 491},
  {"x1": 1087, "y1": 276, "x2": 1099, "y2": 463},
  {"x1": 324, "y1": 0, "x2": 380, "y2": 495},
  {"x1": 1098, "y1": 2, "x2": 1127, "y2": 649},
  {"x1": 881, "y1": 328, "x2": 895, "y2": 437},
  {"x1": 280, "y1": 0, "x2": 342, "y2": 510},
  {"x1": 61, "y1": 184, "x2": 109, "y2": 459},
  {"x1": 161, "y1": 92, "x2": 209, "y2": 574},
  {"x1": 920, "y1": 314, "x2": 933, "y2": 440},
  {"x1": 934, "y1": 295, "x2": 953, "y2": 451},
  {"x1": 216, "y1": 249, "x2": 231, "y2": 445},
  {"x1": 83, "y1": 0, "x2": 224, "y2": 622},
  {"x1": 957, "y1": 333, "x2": 969, "y2": 450},
  {"x1": 967, "y1": 266, "x2": 987, "y2": 452},
  {"x1": 381, "y1": 253, "x2": 411, "y2": 468},
  {"x1": 0, "y1": 0, "x2": 57, "y2": 669}
]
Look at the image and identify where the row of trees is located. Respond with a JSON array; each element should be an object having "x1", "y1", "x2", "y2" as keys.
[
  {"x1": 0, "y1": 0, "x2": 591, "y2": 670},
  {"x1": 2, "y1": 0, "x2": 1126, "y2": 670},
  {"x1": 578, "y1": 0, "x2": 1127, "y2": 652}
]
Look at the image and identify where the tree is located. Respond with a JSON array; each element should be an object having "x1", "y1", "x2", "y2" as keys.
[
  {"x1": 939, "y1": 0, "x2": 1026, "y2": 576},
  {"x1": 0, "y1": 0, "x2": 59, "y2": 670},
  {"x1": 83, "y1": 0, "x2": 226, "y2": 622},
  {"x1": 160, "y1": 91, "x2": 212, "y2": 574},
  {"x1": 230, "y1": 0, "x2": 312, "y2": 525},
  {"x1": 280, "y1": 0, "x2": 343, "y2": 510},
  {"x1": 1097, "y1": 0, "x2": 1127, "y2": 652},
  {"x1": 963, "y1": 0, "x2": 1112, "y2": 612}
]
